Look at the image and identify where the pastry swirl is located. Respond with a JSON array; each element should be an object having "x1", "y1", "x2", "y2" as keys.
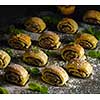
[
  {"x1": 0, "y1": 50, "x2": 11, "y2": 69},
  {"x1": 61, "y1": 44, "x2": 84, "y2": 61},
  {"x1": 83, "y1": 10, "x2": 100, "y2": 24},
  {"x1": 24, "y1": 17, "x2": 46, "y2": 33},
  {"x1": 41, "y1": 65, "x2": 69, "y2": 86},
  {"x1": 8, "y1": 33, "x2": 31, "y2": 50},
  {"x1": 57, "y1": 5, "x2": 76, "y2": 15},
  {"x1": 57, "y1": 18, "x2": 78, "y2": 34},
  {"x1": 23, "y1": 49, "x2": 48, "y2": 66},
  {"x1": 5, "y1": 64, "x2": 29, "y2": 86},
  {"x1": 66, "y1": 59, "x2": 93, "y2": 78},
  {"x1": 75, "y1": 33, "x2": 98, "y2": 49},
  {"x1": 38, "y1": 31, "x2": 61, "y2": 49}
]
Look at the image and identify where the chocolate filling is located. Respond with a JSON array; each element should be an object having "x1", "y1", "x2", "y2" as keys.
[
  {"x1": 85, "y1": 18, "x2": 100, "y2": 24},
  {"x1": 0, "y1": 58, "x2": 5, "y2": 67},
  {"x1": 5, "y1": 71, "x2": 21, "y2": 84},
  {"x1": 39, "y1": 37, "x2": 56, "y2": 49},
  {"x1": 43, "y1": 71, "x2": 62, "y2": 85},
  {"x1": 63, "y1": 50, "x2": 79, "y2": 61},
  {"x1": 59, "y1": 22, "x2": 73, "y2": 33},
  {"x1": 24, "y1": 57, "x2": 43, "y2": 66},
  {"x1": 68, "y1": 68, "x2": 88, "y2": 77},
  {"x1": 31, "y1": 23, "x2": 41, "y2": 33},
  {"x1": 9, "y1": 39, "x2": 28, "y2": 49},
  {"x1": 25, "y1": 23, "x2": 41, "y2": 33},
  {"x1": 79, "y1": 40, "x2": 93, "y2": 49}
]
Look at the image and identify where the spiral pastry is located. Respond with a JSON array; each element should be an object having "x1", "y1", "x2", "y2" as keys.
[
  {"x1": 23, "y1": 49, "x2": 48, "y2": 66},
  {"x1": 75, "y1": 33, "x2": 98, "y2": 49},
  {"x1": 0, "y1": 50, "x2": 11, "y2": 69},
  {"x1": 38, "y1": 31, "x2": 61, "y2": 49},
  {"x1": 24, "y1": 17, "x2": 46, "y2": 33},
  {"x1": 61, "y1": 44, "x2": 85, "y2": 61},
  {"x1": 66, "y1": 59, "x2": 93, "y2": 78},
  {"x1": 57, "y1": 5, "x2": 76, "y2": 15},
  {"x1": 8, "y1": 33, "x2": 31, "y2": 50},
  {"x1": 5, "y1": 64, "x2": 29, "y2": 86},
  {"x1": 41, "y1": 65, "x2": 69, "y2": 86},
  {"x1": 83, "y1": 10, "x2": 100, "y2": 24},
  {"x1": 57, "y1": 18, "x2": 78, "y2": 34}
]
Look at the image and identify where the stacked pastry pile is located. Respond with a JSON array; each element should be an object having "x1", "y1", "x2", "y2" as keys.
[{"x1": 0, "y1": 5, "x2": 100, "y2": 87}]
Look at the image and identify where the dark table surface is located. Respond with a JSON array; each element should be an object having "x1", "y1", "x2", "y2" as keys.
[{"x1": 0, "y1": 6, "x2": 100, "y2": 94}]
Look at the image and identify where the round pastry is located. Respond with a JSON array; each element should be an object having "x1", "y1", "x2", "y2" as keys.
[
  {"x1": 41, "y1": 65, "x2": 69, "y2": 86},
  {"x1": 61, "y1": 44, "x2": 85, "y2": 61},
  {"x1": 5, "y1": 64, "x2": 29, "y2": 86},
  {"x1": 65, "y1": 59, "x2": 93, "y2": 78},
  {"x1": 24, "y1": 17, "x2": 46, "y2": 33},
  {"x1": 75, "y1": 33, "x2": 98, "y2": 49},
  {"x1": 8, "y1": 33, "x2": 31, "y2": 50},
  {"x1": 38, "y1": 31, "x2": 61, "y2": 49},
  {"x1": 0, "y1": 50, "x2": 11, "y2": 69},
  {"x1": 57, "y1": 5, "x2": 76, "y2": 15},
  {"x1": 83, "y1": 10, "x2": 100, "y2": 24},
  {"x1": 57, "y1": 17, "x2": 78, "y2": 34},
  {"x1": 23, "y1": 48, "x2": 48, "y2": 66}
]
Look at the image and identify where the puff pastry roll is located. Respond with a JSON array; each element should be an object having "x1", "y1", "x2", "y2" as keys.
[
  {"x1": 8, "y1": 33, "x2": 31, "y2": 50},
  {"x1": 38, "y1": 31, "x2": 61, "y2": 49},
  {"x1": 66, "y1": 59, "x2": 93, "y2": 78},
  {"x1": 5, "y1": 64, "x2": 29, "y2": 86},
  {"x1": 57, "y1": 5, "x2": 76, "y2": 15},
  {"x1": 57, "y1": 18, "x2": 78, "y2": 34},
  {"x1": 75, "y1": 33, "x2": 98, "y2": 49},
  {"x1": 0, "y1": 50, "x2": 11, "y2": 69},
  {"x1": 83, "y1": 10, "x2": 100, "y2": 24},
  {"x1": 24, "y1": 17, "x2": 46, "y2": 33},
  {"x1": 41, "y1": 65, "x2": 69, "y2": 86},
  {"x1": 23, "y1": 49, "x2": 48, "y2": 66},
  {"x1": 61, "y1": 44, "x2": 85, "y2": 61}
]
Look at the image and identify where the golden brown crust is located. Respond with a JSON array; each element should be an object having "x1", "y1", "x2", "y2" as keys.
[
  {"x1": 61, "y1": 44, "x2": 85, "y2": 61},
  {"x1": 0, "y1": 50, "x2": 11, "y2": 69},
  {"x1": 8, "y1": 33, "x2": 31, "y2": 49},
  {"x1": 41, "y1": 65, "x2": 69, "y2": 86},
  {"x1": 24, "y1": 17, "x2": 46, "y2": 33},
  {"x1": 23, "y1": 49, "x2": 48, "y2": 66},
  {"x1": 6, "y1": 64, "x2": 28, "y2": 77},
  {"x1": 57, "y1": 17, "x2": 78, "y2": 34},
  {"x1": 57, "y1": 5, "x2": 76, "y2": 15},
  {"x1": 83, "y1": 10, "x2": 100, "y2": 24},
  {"x1": 38, "y1": 31, "x2": 61, "y2": 49},
  {"x1": 5, "y1": 64, "x2": 29, "y2": 86},
  {"x1": 66, "y1": 59, "x2": 93, "y2": 78},
  {"x1": 75, "y1": 33, "x2": 98, "y2": 49}
]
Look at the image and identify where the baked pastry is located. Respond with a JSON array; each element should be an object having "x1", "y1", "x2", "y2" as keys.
[
  {"x1": 5, "y1": 64, "x2": 29, "y2": 86},
  {"x1": 66, "y1": 59, "x2": 93, "y2": 78},
  {"x1": 24, "y1": 17, "x2": 46, "y2": 33},
  {"x1": 83, "y1": 10, "x2": 100, "y2": 24},
  {"x1": 8, "y1": 33, "x2": 31, "y2": 50},
  {"x1": 23, "y1": 48, "x2": 48, "y2": 66},
  {"x1": 41, "y1": 65, "x2": 69, "y2": 86},
  {"x1": 75, "y1": 33, "x2": 98, "y2": 49},
  {"x1": 57, "y1": 17, "x2": 78, "y2": 34},
  {"x1": 57, "y1": 5, "x2": 76, "y2": 15},
  {"x1": 38, "y1": 31, "x2": 61, "y2": 49},
  {"x1": 61, "y1": 44, "x2": 85, "y2": 61},
  {"x1": 0, "y1": 50, "x2": 11, "y2": 69}
]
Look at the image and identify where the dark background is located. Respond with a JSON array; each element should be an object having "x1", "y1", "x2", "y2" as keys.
[
  {"x1": 0, "y1": 6, "x2": 99, "y2": 17},
  {"x1": 0, "y1": 5, "x2": 100, "y2": 31}
]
